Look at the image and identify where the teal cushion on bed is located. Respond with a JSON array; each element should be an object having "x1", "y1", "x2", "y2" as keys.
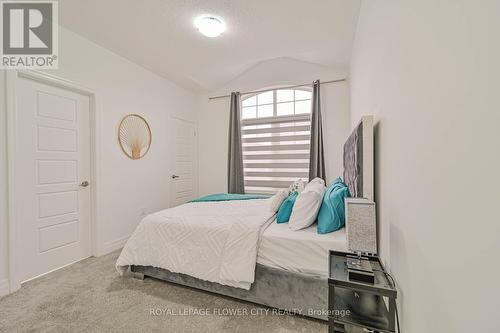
[
  {"x1": 276, "y1": 192, "x2": 298, "y2": 223},
  {"x1": 317, "y1": 177, "x2": 351, "y2": 234}
]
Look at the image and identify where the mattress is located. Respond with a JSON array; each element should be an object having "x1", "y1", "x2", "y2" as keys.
[{"x1": 257, "y1": 222, "x2": 347, "y2": 277}]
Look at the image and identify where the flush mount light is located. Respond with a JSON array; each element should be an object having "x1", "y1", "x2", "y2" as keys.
[{"x1": 195, "y1": 16, "x2": 226, "y2": 38}]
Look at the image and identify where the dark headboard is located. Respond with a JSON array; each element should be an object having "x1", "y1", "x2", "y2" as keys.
[{"x1": 343, "y1": 116, "x2": 374, "y2": 201}]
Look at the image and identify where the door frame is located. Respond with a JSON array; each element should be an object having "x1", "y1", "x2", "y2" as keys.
[{"x1": 6, "y1": 69, "x2": 102, "y2": 294}]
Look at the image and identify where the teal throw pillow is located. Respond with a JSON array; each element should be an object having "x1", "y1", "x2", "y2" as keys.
[
  {"x1": 317, "y1": 177, "x2": 350, "y2": 234},
  {"x1": 276, "y1": 192, "x2": 298, "y2": 223}
]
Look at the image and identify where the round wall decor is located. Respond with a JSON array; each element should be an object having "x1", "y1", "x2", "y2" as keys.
[{"x1": 118, "y1": 114, "x2": 152, "y2": 160}]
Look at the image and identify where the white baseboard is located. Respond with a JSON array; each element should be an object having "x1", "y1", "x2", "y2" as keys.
[
  {"x1": 0, "y1": 278, "x2": 10, "y2": 298},
  {"x1": 101, "y1": 234, "x2": 131, "y2": 256}
]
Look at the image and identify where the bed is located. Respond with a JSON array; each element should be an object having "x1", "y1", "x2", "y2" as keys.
[{"x1": 117, "y1": 115, "x2": 374, "y2": 321}]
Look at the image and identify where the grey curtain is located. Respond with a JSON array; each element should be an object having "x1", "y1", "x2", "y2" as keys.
[
  {"x1": 309, "y1": 80, "x2": 326, "y2": 182},
  {"x1": 227, "y1": 92, "x2": 245, "y2": 193}
]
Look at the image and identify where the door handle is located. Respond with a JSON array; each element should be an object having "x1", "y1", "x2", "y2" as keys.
[
  {"x1": 171, "y1": 175, "x2": 180, "y2": 179},
  {"x1": 80, "y1": 181, "x2": 89, "y2": 187}
]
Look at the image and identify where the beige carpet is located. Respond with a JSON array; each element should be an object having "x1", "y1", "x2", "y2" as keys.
[{"x1": 0, "y1": 251, "x2": 327, "y2": 333}]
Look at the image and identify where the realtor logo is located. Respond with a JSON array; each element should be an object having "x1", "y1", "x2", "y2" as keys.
[{"x1": 1, "y1": 0, "x2": 58, "y2": 68}]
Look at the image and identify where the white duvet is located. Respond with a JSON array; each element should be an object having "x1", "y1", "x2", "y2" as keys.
[{"x1": 116, "y1": 198, "x2": 274, "y2": 289}]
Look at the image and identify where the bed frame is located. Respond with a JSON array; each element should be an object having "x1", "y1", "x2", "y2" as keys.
[{"x1": 131, "y1": 115, "x2": 374, "y2": 321}]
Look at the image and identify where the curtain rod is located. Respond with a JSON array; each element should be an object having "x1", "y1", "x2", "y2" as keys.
[{"x1": 208, "y1": 78, "x2": 347, "y2": 100}]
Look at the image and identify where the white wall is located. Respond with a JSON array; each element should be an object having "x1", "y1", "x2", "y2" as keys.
[
  {"x1": 0, "y1": 27, "x2": 196, "y2": 295},
  {"x1": 198, "y1": 57, "x2": 350, "y2": 195},
  {"x1": 350, "y1": 1, "x2": 500, "y2": 332}
]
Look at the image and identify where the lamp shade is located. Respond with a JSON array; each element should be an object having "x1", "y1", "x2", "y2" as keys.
[{"x1": 345, "y1": 198, "x2": 377, "y2": 254}]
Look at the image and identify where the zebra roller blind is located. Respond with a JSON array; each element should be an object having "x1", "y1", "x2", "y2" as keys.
[{"x1": 241, "y1": 89, "x2": 312, "y2": 194}]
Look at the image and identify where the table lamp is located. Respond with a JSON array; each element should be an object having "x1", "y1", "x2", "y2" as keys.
[{"x1": 345, "y1": 198, "x2": 377, "y2": 283}]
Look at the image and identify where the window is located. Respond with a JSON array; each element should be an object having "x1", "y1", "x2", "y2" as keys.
[{"x1": 241, "y1": 88, "x2": 312, "y2": 194}]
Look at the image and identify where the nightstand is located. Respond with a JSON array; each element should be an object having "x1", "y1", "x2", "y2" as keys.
[{"x1": 328, "y1": 251, "x2": 397, "y2": 333}]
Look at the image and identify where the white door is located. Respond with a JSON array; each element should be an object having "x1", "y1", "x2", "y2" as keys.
[
  {"x1": 170, "y1": 118, "x2": 197, "y2": 207},
  {"x1": 15, "y1": 76, "x2": 91, "y2": 282}
]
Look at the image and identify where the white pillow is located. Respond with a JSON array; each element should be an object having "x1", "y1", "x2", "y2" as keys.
[
  {"x1": 288, "y1": 179, "x2": 305, "y2": 194},
  {"x1": 269, "y1": 189, "x2": 289, "y2": 213},
  {"x1": 288, "y1": 178, "x2": 326, "y2": 230}
]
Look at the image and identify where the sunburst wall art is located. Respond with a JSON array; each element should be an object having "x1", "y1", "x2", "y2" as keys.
[{"x1": 118, "y1": 114, "x2": 152, "y2": 160}]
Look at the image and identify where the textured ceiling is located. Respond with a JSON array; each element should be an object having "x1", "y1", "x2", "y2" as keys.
[{"x1": 59, "y1": 0, "x2": 361, "y2": 92}]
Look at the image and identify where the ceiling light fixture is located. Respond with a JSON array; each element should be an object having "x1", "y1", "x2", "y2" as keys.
[{"x1": 195, "y1": 16, "x2": 226, "y2": 38}]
